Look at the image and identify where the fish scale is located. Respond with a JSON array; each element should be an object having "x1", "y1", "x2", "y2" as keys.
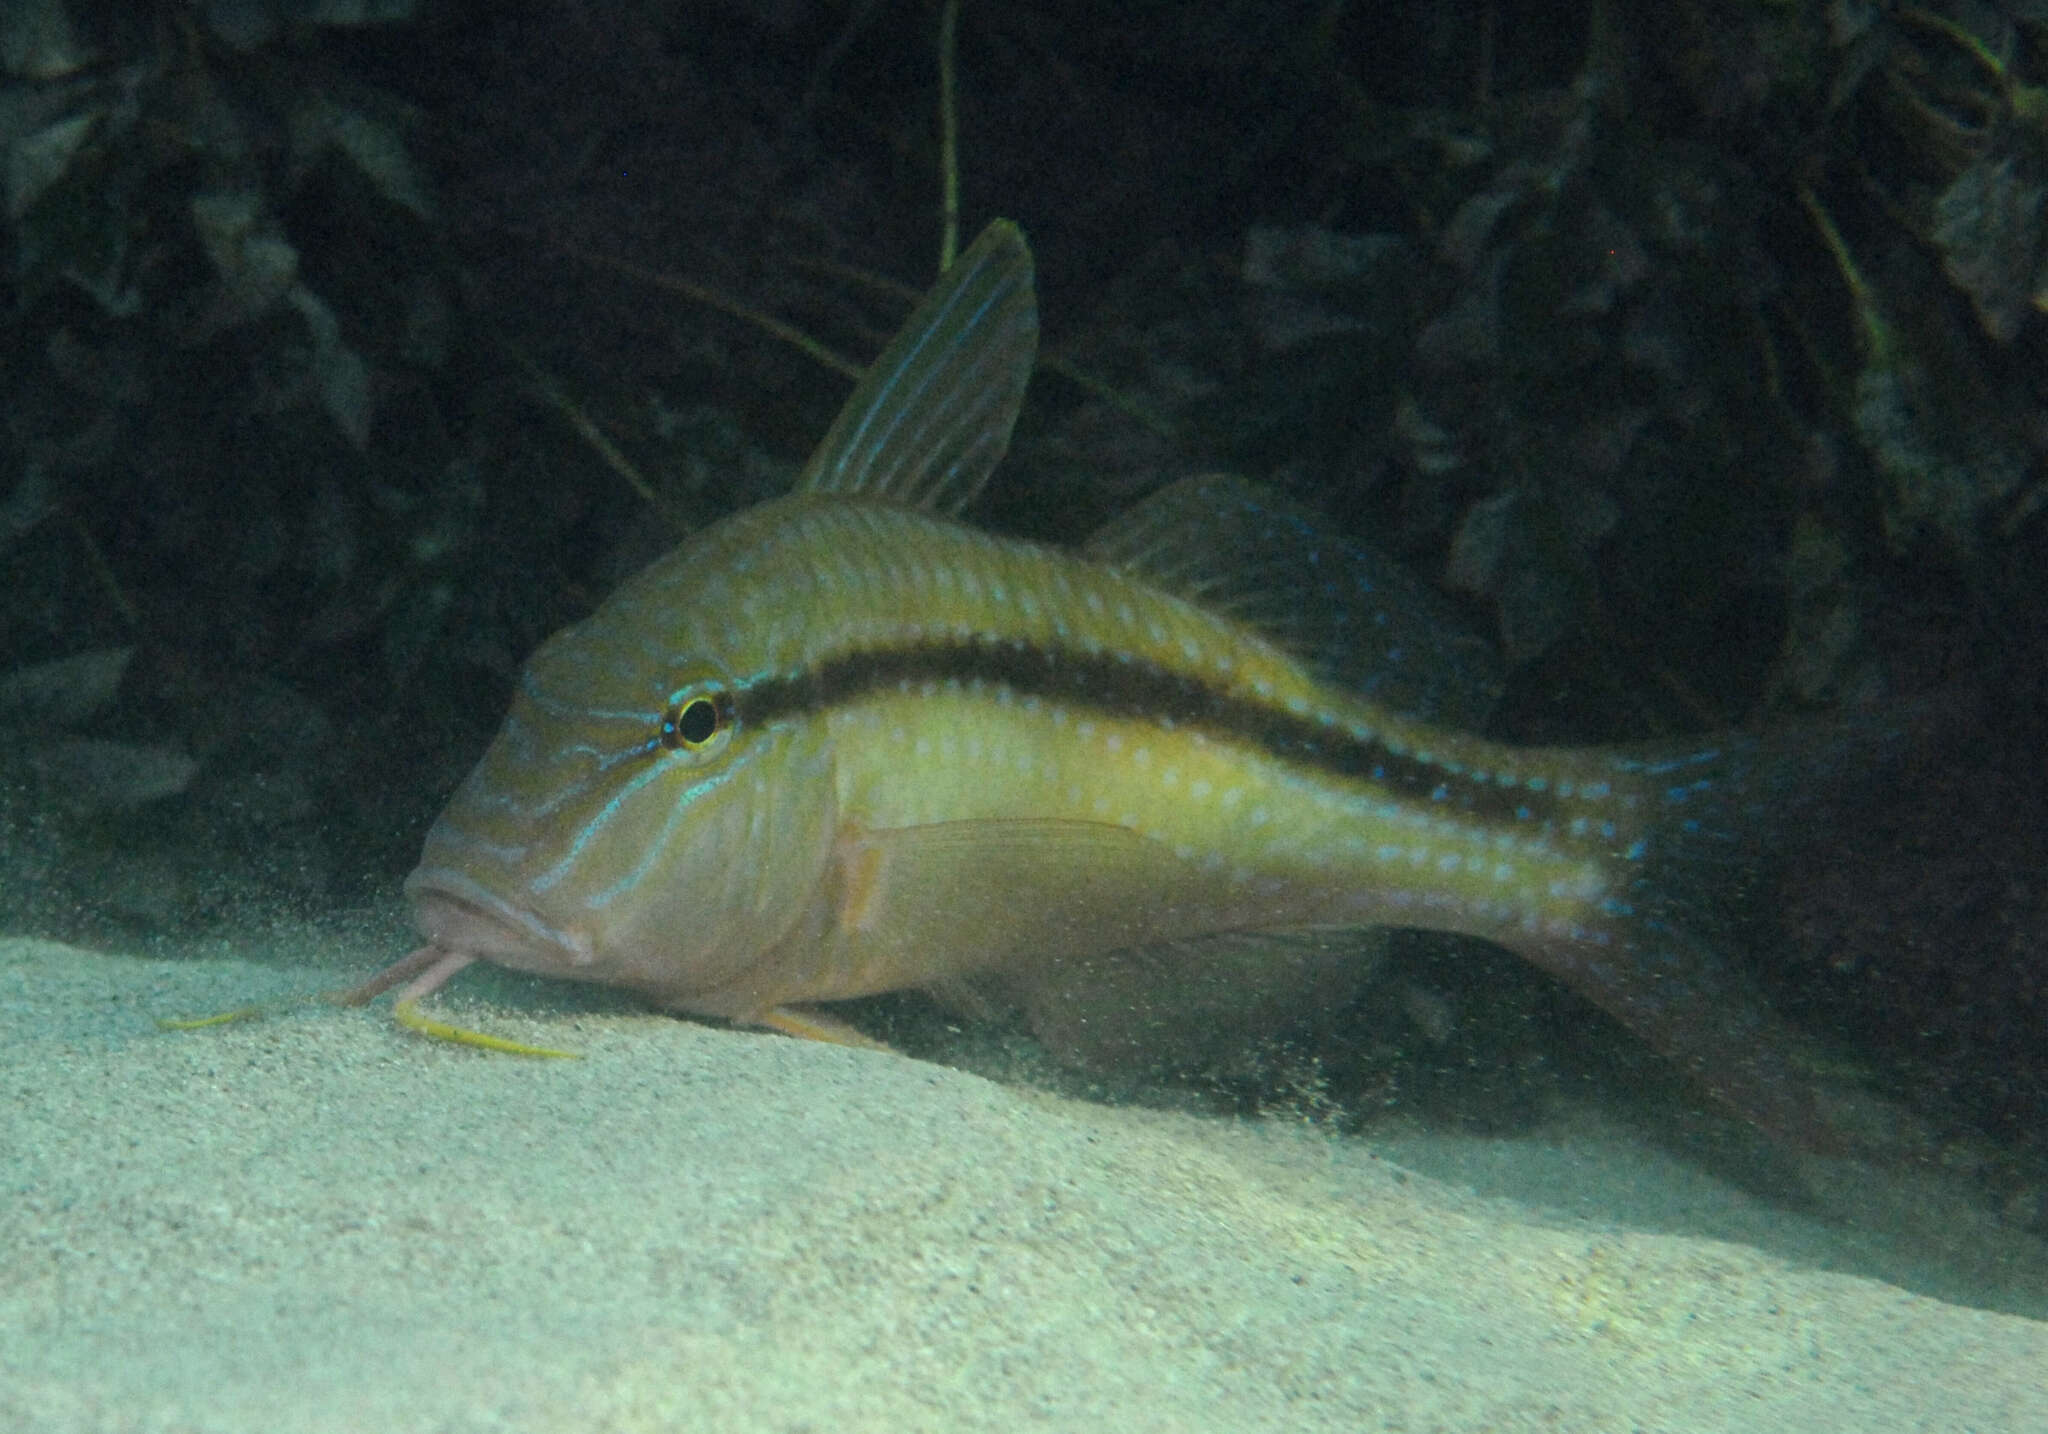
[
  {"x1": 353, "y1": 220, "x2": 1916, "y2": 1150},
  {"x1": 691, "y1": 497, "x2": 1625, "y2": 945}
]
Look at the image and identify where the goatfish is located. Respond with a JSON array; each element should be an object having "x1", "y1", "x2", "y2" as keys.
[{"x1": 345, "y1": 220, "x2": 1895, "y2": 1150}]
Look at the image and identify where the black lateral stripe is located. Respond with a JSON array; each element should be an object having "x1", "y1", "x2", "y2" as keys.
[{"x1": 735, "y1": 637, "x2": 1551, "y2": 826}]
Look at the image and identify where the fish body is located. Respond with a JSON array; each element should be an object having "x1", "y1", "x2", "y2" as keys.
[
  {"x1": 416, "y1": 489, "x2": 1633, "y2": 1002},
  {"x1": 393, "y1": 222, "x2": 1878, "y2": 1146}
]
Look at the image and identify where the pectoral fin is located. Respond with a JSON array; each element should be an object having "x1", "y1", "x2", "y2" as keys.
[{"x1": 814, "y1": 817, "x2": 1216, "y2": 994}]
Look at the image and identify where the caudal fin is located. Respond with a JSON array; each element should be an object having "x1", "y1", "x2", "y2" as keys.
[{"x1": 1507, "y1": 698, "x2": 1949, "y2": 1151}]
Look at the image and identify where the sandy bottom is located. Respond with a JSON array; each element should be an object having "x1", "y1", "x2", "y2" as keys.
[{"x1": 5, "y1": 930, "x2": 2046, "y2": 1433}]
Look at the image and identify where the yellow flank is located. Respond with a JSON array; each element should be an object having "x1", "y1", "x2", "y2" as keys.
[
  {"x1": 697, "y1": 498, "x2": 1626, "y2": 953},
  {"x1": 826, "y1": 665, "x2": 1616, "y2": 941}
]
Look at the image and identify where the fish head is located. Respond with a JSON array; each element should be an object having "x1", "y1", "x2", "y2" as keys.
[{"x1": 403, "y1": 539, "x2": 841, "y2": 1007}]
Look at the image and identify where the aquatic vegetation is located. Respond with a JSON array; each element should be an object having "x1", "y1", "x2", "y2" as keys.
[
  {"x1": 0, "y1": 647, "x2": 193, "y2": 813},
  {"x1": 0, "y1": 646, "x2": 194, "y2": 932}
]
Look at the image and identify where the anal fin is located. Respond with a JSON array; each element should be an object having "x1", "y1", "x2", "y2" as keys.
[{"x1": 982, "y1": 927, "x2": 1392, "y2": 1079}]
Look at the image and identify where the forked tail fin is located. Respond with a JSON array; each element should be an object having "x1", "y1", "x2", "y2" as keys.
[{"x1": 1505, "y1": 699, "x2": 1949, "y2": 1151}]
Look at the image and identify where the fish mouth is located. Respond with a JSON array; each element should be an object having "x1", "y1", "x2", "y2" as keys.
[{"x1": 403, "y1": 869, "x2": 596, "y2": 974}]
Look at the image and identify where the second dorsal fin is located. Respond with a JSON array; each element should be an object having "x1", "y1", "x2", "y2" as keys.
[
  {"x1": 1083, "y1": 473, "x2": 1503, "y2": 726},
  {"x1": 796, "y1": 220, "x2": 1038, "y2": 515}
]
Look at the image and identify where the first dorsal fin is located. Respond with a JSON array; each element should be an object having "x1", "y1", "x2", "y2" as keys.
[
  {"x1": 1084, "y1": 473, "x2": 1503, "y2": 726},
  {"x1": 796, "y1": 220, "x2": 1038, "y2": 515}
]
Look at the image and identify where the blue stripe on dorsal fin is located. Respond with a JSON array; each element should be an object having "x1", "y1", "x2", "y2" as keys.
[
  {"x1": 796, "y1": 220, "x2": 1038, "y2": 516},
  {"x1": 1083, "y1": 473, "x2": 1503, "y2": 726}
]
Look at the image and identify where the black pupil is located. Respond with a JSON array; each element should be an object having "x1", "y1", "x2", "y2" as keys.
[{"x1": 677, "y1": 697, "x2": 720, "y2": 745}]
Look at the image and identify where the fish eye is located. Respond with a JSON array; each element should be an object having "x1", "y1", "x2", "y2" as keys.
[
  {"x1": 676, "y1": 697, "x2": 720, "y2": 744},
  {"x1": 659, "y1": 671, "x2": 735, "y2": 765}
]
